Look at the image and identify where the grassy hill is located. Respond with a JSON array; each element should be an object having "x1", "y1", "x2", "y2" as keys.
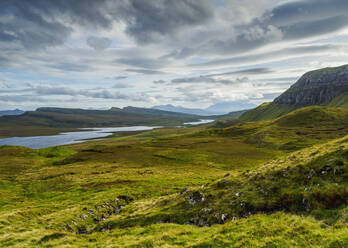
[
  {"x1": 239, "y1": 65, "x2": 348, "y2": 122},
  {"x1": 0, "y1": 104, "x2": 347, "y2": 247},
  {"x1": 239, "y1": 91, "x2": 348, "y2": 122},
  {"x1": 1, "y1": 65, "x2": 348, "y2": 247},
  {"x1": 0, "y1": 107, "x2": 203, "y2": 138},
  {"x1": 327, "y1": 92, "x2": 348, "y2": 108},
  {"x1": 214, "y1": 106, "x2": 348, "y2": 151}
]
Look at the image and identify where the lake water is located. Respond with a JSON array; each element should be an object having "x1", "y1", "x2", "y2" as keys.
[
  {"x1": 0, "y1": 120, "x2": 215, "y2": 149},
  {"x1": 184, "y1": 119, "x2": 215, "y2": 125},
  {"x1": 0, "y1": 126, "x2": 160, "y2": 149}
]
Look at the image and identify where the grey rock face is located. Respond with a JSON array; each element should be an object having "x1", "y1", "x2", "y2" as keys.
[{"x1": 274, "y1": 65, "x2": 348, "y2": 105}]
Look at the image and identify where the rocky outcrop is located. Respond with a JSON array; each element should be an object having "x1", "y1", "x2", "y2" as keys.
[{"x1": 274, "y1": 65, "x2": 348, "y2": 106}]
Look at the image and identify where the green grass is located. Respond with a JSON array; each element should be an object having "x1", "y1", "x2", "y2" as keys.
[
  {"x1": 0, "y1": 106, "x2": 347, "y2": 247},
  {"x1": 239, "y1": 90, "x2": 348, "y2": 123},
  {"x1": 327, "y1": 92, "x2": 348, "y2": 108},
  {"x1": 238, "y1": 102, "x2": 297, "y2": 122},
  {"x1": 212, "y1": 106, "x2": 348, "y2": 151}
]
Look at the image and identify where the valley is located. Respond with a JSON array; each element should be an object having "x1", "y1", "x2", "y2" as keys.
[{"x1": 0, "y1": 65, "x2": 348, "y2": 247}]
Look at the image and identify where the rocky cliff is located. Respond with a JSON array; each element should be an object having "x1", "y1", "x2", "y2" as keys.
[{"x1": 274, "y1": 64, "x2": 348, "y2": 105}]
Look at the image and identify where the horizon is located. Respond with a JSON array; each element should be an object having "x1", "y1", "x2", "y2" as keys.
[{"x1": 1, "y1": 0, "x2": 348, "y2": 111}]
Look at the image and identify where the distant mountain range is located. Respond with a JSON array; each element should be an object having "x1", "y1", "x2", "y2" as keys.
[
  {"x1": 0, "y1": 109, "x2": 24, "y2": 117},
  {"x1": 0, "y1": 106, "x2": 203, "y2": 130},
  {"x1": 152, "y1": 101, "x2": 256, "y2": 116}
]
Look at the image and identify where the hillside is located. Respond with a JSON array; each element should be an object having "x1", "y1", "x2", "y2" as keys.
[
  {"x1": 1, "y1": 113, "x2": 346, "y2": 247},
  {"x1": 218, "y1": 106, "x2": 348, "y2": 150},
  {"x1": 240, "y1": 65, "x2": 348, "y2": 122},
  {"x1": 0, "y1": 107, "x2": 203, "y2": 138},
  {"x1": 274, "y1": 64, "x2": 348, "y2": 106}
]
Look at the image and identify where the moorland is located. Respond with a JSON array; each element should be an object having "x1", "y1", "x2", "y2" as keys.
[{"x1": 0, "y1": 65, "x2": 348, "y2": 247}]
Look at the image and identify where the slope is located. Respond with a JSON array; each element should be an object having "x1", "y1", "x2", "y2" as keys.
[
  {"x1": 240, "y1": 64, "x2": 348, "y2": 122},
  {"x1": 0, "y1": 107, "x2": 203, "y2": 137}
]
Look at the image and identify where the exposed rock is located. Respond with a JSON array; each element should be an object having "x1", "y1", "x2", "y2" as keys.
[
  {"x1": 307, "y1": 169, "x2": 316, "y2": 179},
  {"x1": 217, "y1": 179, "x2": 229, "y2": 188},
  {"x1": 221, "y1": 213, "x2": 228, "y2": 222},
  {"x1": 200, "y1": 208, "x2": 212, "y2": 213},
  {"x1": 179, "y1": 188, "x2": 189, "y2": 194},
  {"x1": 77, "y1": 226, "x2": 88, "y2": 234},
  {"x1": 274, "y1": 64, "x2": 348, "y2": 106},
  {"x1": 187, "y1": 191, "x2": 205, "y2": 206}
]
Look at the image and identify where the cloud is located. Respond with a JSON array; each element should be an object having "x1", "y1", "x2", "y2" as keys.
[
  {"x1": 153, "y1": 80, "x2": 166, "y2": 84},
  {"x1": 171, "y1": 76, "x2": 249, "y2": 85},
  {"x1": 30, "y1": 84, "x2": 147, "y2": 101},
  {"x1": 47, "y1": 62, "x2": 90, "y2": 72},
  {"x1": 86, "y1": 36, "x2": 111, "y2": 51},
  {"x1": 117, "y1": 58, "x2": 167, "y2": 69},
  {"x1": 207, "y1": 68, "x2": 274, "y2": 77},
  {"x1": 114, "y1": 76, "x2": 128, "y2": 80},
  {"x1": 2, "y1": 0, "x2": 348, "y2": 109},
  {"x1": 125, "y1": 69, "x2": 166, "y2": 75},
  {"x1": 35, "y1": 85, "x2": 75, "y2": 95},
  {"x1": 191, "y1": 44, "x2": 338, "y2": 67},
  {"x1": 118, "y1": 0, "x2": 213, "y2": 43},
  {"x1": 113, "y1": 82, "x2": 132, "y2": 88}
]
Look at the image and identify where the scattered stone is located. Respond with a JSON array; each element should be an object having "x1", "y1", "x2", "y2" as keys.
[
  {"x1": 180, "y1": 188, "x2": 189, "y2": 194},
  {"x1": 302, "y1": 198, "x2": 311, "y2": 212},
  {"x1": 221, "y1": 214, "x2": 228, "y2": 222},
  {"x1": 77, "y1": 226, "x2": 88, "y2": 234},
  {"x1": 304, "y1": 187, "x2": 312, "y2": 192},
  {"x1": 235, "y1": 192, "x2": 242, "y2": 197},
  {"x1": 307, "y1": 169, "x2": 316, "y2": 179},
  {"x1": 217, "y1": 179, "x2": 229, "y2": 188},
  {"x1": 80, "y1": 214, "x2": 88, "y2": 220},
  {"x1": 187, "y1": 191, "x2": 205, "y2": 206},
  {"x1": 200, "y1": 208, "x2": 212, "y2": 214},
  {"x1": 65, "y1": 224, "x2": 73, "y2": 231},
  {"x1": 260, "y1": 189, "x2": 268, "y2": 196}
]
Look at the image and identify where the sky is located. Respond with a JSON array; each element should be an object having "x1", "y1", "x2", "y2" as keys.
[{"x1": 1, "y1": 0, "x2": 348, "y2": 110}]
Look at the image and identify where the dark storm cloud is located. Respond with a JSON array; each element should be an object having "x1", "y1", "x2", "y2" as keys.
[
  {"x1": 117, "y1": 0, "x2": 213, "y2": 43},
  {"x1": 117, "y1": 57, "x2": 167, "y2": 69},
  {"x1": 0, "y1": 0, "x2": 212, "y2": 49},
  {"x1": 0, "y1": 94, "x2": 49, "y2": 103},
  {"x1": 31, "y1": 85, "x2": 147, "y2": 101},
  {"x1": 171, "y1": 76, "x2": 248, "y2": 85},
  {"x1": 268, "y1": 0, "x2": 348, "y2": 26},
  {"x1": 191, "y1": 44, "x2": 337, "y2": 67},
  {"x1": 165, "y1": 0, "x2": 348, "y2": 58},
  {"x1": 114, "y1": 76, "x2": 128, "y2": 80},
  {"x1": 47, "y1": 62, "x2": 90, "y2": 72},
  {"x1": 207, "y1": 68, "x2": 274, "y2": 77},
  {"x1": 283, "y1": 15, "x2": 348, "y2": 40},
  {"x1": 125, "y1": 69, "x2": 166, "y2": 75},
  {"x1": 86, "y1": 36, "x2": 112, "y2": 51},
  {"x1": 259, "y1": 77, "x2": 299, "y2": 82}
]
